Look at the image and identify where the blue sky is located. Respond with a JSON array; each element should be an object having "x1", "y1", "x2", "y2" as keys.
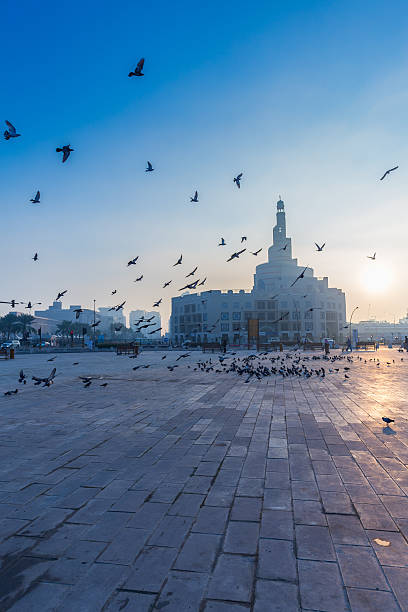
[{"x1": 2, "y1": 0, "x2": 408, "y2": 327}]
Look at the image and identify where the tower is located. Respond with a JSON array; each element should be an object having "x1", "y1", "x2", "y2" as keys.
[{"x1": 273, "y1": 197, "x2": 287, "y2": 246}]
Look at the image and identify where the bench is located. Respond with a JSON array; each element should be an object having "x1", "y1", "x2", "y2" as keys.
[
  {"x1": 355, "y1": 342, "x2": 376, "y2": 351},
  {"x1": 0, "y1": 348, "x2": 9, "y2": 360},
  {"x1": 202, "y1": 342, "x2": 222, "y2": 353},
  {"x1": 258, "y1": 343, "x2": 282, "y2": 352},
  {"x1": 303, "y1": 342, "x2": 323, "y2": 351},
  {"x1": 116, "y1": 344, "x2": 139, "y2": 356}
]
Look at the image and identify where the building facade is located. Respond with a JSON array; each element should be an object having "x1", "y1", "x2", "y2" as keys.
[{"x1": 169, "y1": 199, "x2": 347, "y2": 345}]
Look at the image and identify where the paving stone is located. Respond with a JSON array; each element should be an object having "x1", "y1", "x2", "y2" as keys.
[
  {"x1": 257, "y1": 539, "x2": 296, "y2": 581},
  {"x1": 236, "y1": 478, "x2": 264, "y2": 497},
  {"x1": 168, "y1": 493, "x2": 205, "y2": 516},
  {"x1": 230, "y1": 496, "x2": 262, "y2": 521},
  {"x1": 293, "y1": 500, "x2": 326, "y2": 526},
  {"x1": 127, "y1": 501, "x2": 170, "y2": 530},
  {"x1": 263, "y1": 489, "x2": 291, "y2": 511},
  {"x1": 326, "y1": 514, "x2": 368, "y2": 545},
  {"x1": 192, "y1": 506, "x2": 229, "y2": 534},
  {"x1": 296, "y1": 524, "x2": 336, "y2": 561},
  {"x1": 110, "y1": 490, "x2": 149, "y2": 512},
  {"x1": 346, "y1": 587, "x2": 400, "y2": 612},
  {"x1": 336, "y1": 544, "x2": 389, "y2": 589},
  {"x1": 261, "y1": 509, "x2": 294, "y2": 540},
  {"x1": 298, "y1": 559, "x2": 348, "y2": 611},
  {"x1": 224, "y1": 521, "x2": 259, "y2": 554},
  {"x1": 368, "y1": 530, "x2": 408, "y2": 567},
  {"x1": 97, "y1": 527, "x2": 149, "y2": 564},
  {"x1": 175, "y1": 532, "x2": 221, "y2": 572},
  {"x1": 321, "y1": 491, "x2": 355, "y2": 514},
  {"x1": 149, "y1": 515, "x2": 193, "y2": 547},
  {"x1": 384, "y1": 566, "x2": 408, "y2": 610},
  {"x1": 104, "y1": 591, "x2": 156, "y2": 611},
  {"x1": 155, "y1": 571, "x2": 209, "y2": 611},
  {"x1": 208, "y1": 554, "x2": 255, "y2": 603},
  {"x1": 58, "y1": 561, "x2": 130, "y2": 611},
  {"x1": 205, "y1": 485, "x2": 236, "y2": 507},
  {"x1": 84, "y1": 511, "x2": 133, "y2": 541},
  {"x1": 7, "y1": 582, "x2": 69, "y2": 611},
  {"x1": 380, "y1": 495, "x2": 408, "y2": 518},
  {"x1": 354, "y1": 502, "x2": 397, "y2": 531},
  {"x1": 124, "y1": 546, "x2": 178, "y2": 592},
  {"x1": 292, "y1": 480, "x2": 320, "y2": 501},
  {"x1": 254, "y1": 579, "x2": 300, "y2": 612},
  {"x1": 204, "y1": 602, "x2": 249, "y2": 611}
]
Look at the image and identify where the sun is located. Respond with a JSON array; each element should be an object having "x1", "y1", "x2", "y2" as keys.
[{"x1": 362, "y1": 262, "x2": 393, "y2": 294}]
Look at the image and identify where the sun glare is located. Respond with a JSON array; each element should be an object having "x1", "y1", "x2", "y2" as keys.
[{"x1": 362, "y1": 262, "x2": 393, "y2": 294}]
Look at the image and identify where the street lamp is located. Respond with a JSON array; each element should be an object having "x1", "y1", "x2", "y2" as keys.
[
  {"x1": 93, "y1": 299, "x2": 96, "y2": 351},
  {"x1": 349, "y1": 306, "x2": 359, "y2": 347}
]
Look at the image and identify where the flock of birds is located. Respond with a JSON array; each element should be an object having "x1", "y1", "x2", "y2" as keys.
[{"x1": 2, "y1": 55, "x2": 396, "y2": 321}]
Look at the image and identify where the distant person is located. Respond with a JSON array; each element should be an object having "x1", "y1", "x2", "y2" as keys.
[
  {"x1": 222, "y1": 337, "x2": 227, "y2": 354},
  {"x1": 346, "y1": 337, "x2": 352, "y2": 352},
  {"x1": 324, "y1": 340, "x2": 330, "y2": 355},
  {"x1": 405, "y1": 336, "x2": 408, "y2": 352}
]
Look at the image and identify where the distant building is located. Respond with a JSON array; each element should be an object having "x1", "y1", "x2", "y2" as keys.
[
  {"x1": 355, "y1": 315, "x2": 408, "y2": 342},
  {"x1": 98, "y1": 307, "x2": 126, "y2": 328},
  {"x1": 129, "y1": 310, "x2": 161, "y2": 337},
  {"x1": 169, "y1": 198, "x2": 347, "y2": 344},
  {"x1": 34, "y1": 302, "x2": 95, "y2": 332}
]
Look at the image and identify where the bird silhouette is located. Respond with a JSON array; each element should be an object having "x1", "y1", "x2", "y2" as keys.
[
  {"x1": 190, "y1": 190, "x2": 199, "y2": 203},
  {"x1": 145, "y1": 161, "x2": 154, "y2": 172},
  {"x1": 186, "y1": 266, "x2": 198, "y2": 277},
  {"x1": 56, "y1": 290, "x2": 67, "y2": 301},
  {"x1": 134, "y1": 275, "x2": 143, "y2": 282},
  {"x1": 367, "y1": 253, "x2": 376, "y2": 260},
  {"x1": 380, "y1": 166, "x2": 398, "y2": 180},
  {"x1": 227, "y1": 249, "x2": 246, "y2": 262},
  {"x1": 163, "y1": 280, "x2": 172, "y2": 288},
  {"x1": 56, "y1": 145, "x2": 74, "y2": 163},
  {"x1": 73, "y1": 308, "x2": 83, "y2": 319},
  {"x1": 32, "y1": 253, "x2": 38, "y2": 261},
  {"x1": 198, "y1": 277, "x2": 207, "y2": 286},
  {"x1": 116, "y1": 301, "x2": 126, "y2": 311},
  {"x1": 127, "y1": 256, "x2": 139, "y2": 266},
  {"x1": 241, "y1": 236, "x2": 247, "y2": 243},
  {"x1": 382, "y1": 417, "x2": 394, "y2": 424},
  {"x1": 90, "y1": 320, "x2": 101, "y2": 328},
  {"x1": 290, "y1": 266, "x2": 308, "y2": 287},
  {"x1": 173, "y1": 255, "x2": 183, "y2": 266},
  {"x1": 111, "y1": 290, "x2": 117, "y2": 295},
  {"x1": 234, "y1": 173, "x2": 243, "y2": 188},
  {"x1": 128, "y1": 58, "x2": 144, "y2": 77},
  {"x1": 251, "y1": 249, "x2": 262, "y2": 256},
  {"x1": 315, "y1": 243, "x2": 325, "y2": 252},
  {"x1": 219, "y1": 238, "x2": 226, "y2": 246},
  {"x1": 30, "y1": 191, "x2": 40, "y2": 204},
  {"x1": 153, "y1": 299, "x2": 162, "y2": 307},
  {"x1": 4, "y1": 120, "x2": 20, "y2": 140},
  {"x1": 280, "y1": 243, "x2": 288, "y2": 251}
]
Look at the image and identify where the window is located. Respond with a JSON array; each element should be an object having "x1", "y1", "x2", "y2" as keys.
[
  {"x1": 203, "y1": 313, "x2": 207, "y2": 321},
  {"x1": 245, "y1": 302, "x2": 252, "y2": 308},
  {"x1": 232, "y1": 312, "x2": 241, "y2": 320},
  {"x1": 222, "y1": 302, "x2": 228, "y2": 309},
  {"x1": 221, "y1": 324, "x2": 229, "y2": 332},
  {"x1": 233, "y1": 302, "x2": 240, "y2": 309},
  {"x1": 184, "y1": 305, "x2": 190, "y2": 313},
  {"x1": 267, "y1": 312, "x2": 277, "y2": 320},
  {"x1": 292, "y1": 312, "x2": 300, "y2": 320},
  {"x1": 232, "y1": 323, "x2": 240, "y2": 331},
  {"x1": 256, "y1": 301, "x2": 266, "y2": 309},
  {"x1": 304, "y1": 311, "x2": 312, "y2": 320},
  {"x1": 320, "y1": 312, "x2": 325, "y2": 319},
  {"x1": 258, "y1": 313, "x2": 266, "y2": 320},
  {"x1": 191, "y1": 304, "x2": 196, "y2": 313},
  {"x1": 305, "y1": 322, "x2": 314, "y2": 331},
  {"x1": 244, "y1": 311, "x2": 252, "y2": 320},
  {"x1": 280, "y1": 301, "x2": 288, "y2": 308},
  {"x1": 221, "y1": 312, "x2": 229, "y2": 320},
  {"x1": 267, "y1": 301, "x2": 276, "y2": 310}
]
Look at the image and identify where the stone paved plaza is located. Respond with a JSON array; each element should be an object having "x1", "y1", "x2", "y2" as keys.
[{"x1": 0, "y1": 348, "x2": 408, "y2": 611}]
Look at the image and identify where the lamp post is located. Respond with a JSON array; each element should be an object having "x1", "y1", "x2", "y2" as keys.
[
  {"x1": 93, "y1": 299, "x2": 96, "y2": 351},
  {"x1": 349, "y1": 306, "x2": 359, "y2": 347}
]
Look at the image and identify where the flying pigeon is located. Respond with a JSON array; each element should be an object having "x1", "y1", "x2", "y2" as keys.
[
  {"x1": 186, "y1": 266, "x2": 198, "y2": 278},
  {"x1": 280, "y1": 243, "x2": 288, "y2": 251},
  {"x1": 367, "y1": 253, "x2": 376, "y2": 260},
  {"x1": 134, "y1": 275, "x2": 143, "y2": 282},
  {"x1": 234, "y1": 173, "x2": 243, "y2": 188},
  {"x1": 146, "y1": 161, "x2": 154, "y2": 172},
  {"x1": 128, "y1": 58, "x2": 145, "y2": 77},
  {"x1": 32, "y1": 253, "x2": 38, "y2": 261},
  {"x1": 56, "y1": 145, "x2": 74, "y2": 163},
  {"x1": 173, "y1": 255, "x2": 183, "y2": 266},
  {"x1": 219, "y1": 238, "x2": 226, "y2": 246},
  {"x1": 90, "y1": 320, "x2": 101, "y2": 328},
  {"x1": 111, "y1": 290, "x2": 117, "y2": 295},
  {"x1": 198, "y1": 277, "x2": 207, "y2": 286},
  {"x1": 116, "y1": 301, "x2": 126, "y2": 311},
  {"x1": 227, "y1": 249, "x2": 246, "y2": 262},
  {"x1": 127, "y1": 256, "x2": 139, "y2": 266},
  {"x1": 56, "y1": 290, "x2": 67, "y2": 301},
  {"x1": 73, "y1": 308, "x2": 83, "y2": 319},
  {"x1": 380, "y1": 166, "x2": 398, "y2": 181},
  {"x1": 190, "y1": 190, "x2": 199, "y2": 203},
  {"x1": 251, "y1": 249, "x2": 262, "y2": 256},
  {"x1": 153, "y1": 299, "x2": 162, "y2": 307},
  {"x1": 4, "y1": 120, "x2": 20, "y2": 140},
  {"x1": 163, "y1": 280, "x2": 172, "y2": 288},
  {"x1": 290, "y1": 266, "x2": 308, "y2": 287},
  {"x1": 315, "y1": 243, "x2": 325, "y2": 252},
  {"x1": 30, "y1": 191, "x2": 40, "y2": 204}
]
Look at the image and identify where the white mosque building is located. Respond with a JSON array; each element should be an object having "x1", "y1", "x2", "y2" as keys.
[{"x1": 169, "y1": 198, "x2": 347, "y2": 345}]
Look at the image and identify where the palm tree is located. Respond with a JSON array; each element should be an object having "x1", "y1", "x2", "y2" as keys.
[
  {"x1": 15, "y1": 314, "x2": 35, "y2": 339},
  {"x1": 0, "y1": 313, "x2": 19, "y2": 340}
]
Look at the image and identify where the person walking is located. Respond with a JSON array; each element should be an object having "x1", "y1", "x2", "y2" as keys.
[{"x1": 324, "y1": 339, "x2": 330, "y2": 356}]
